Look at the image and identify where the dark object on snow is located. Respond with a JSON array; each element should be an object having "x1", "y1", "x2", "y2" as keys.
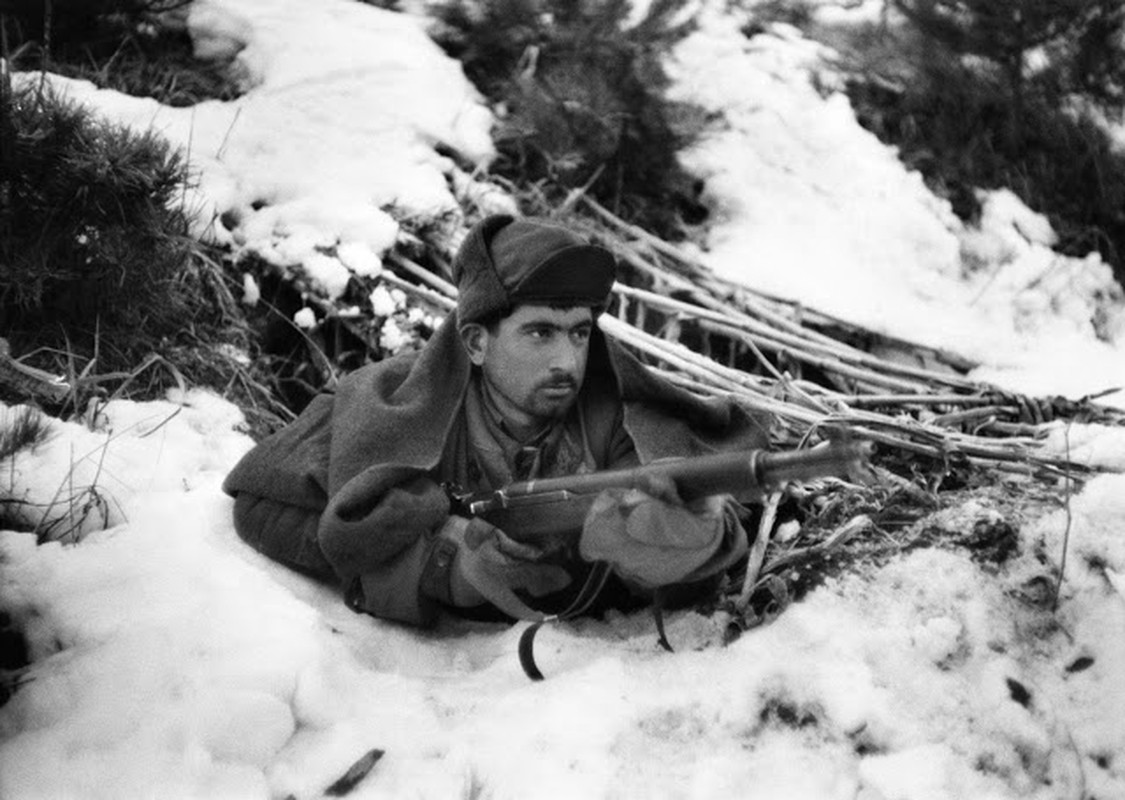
[
  {"x1": 0, "y1": 611, "x2": 30, "y2": 709},
  {"x1": 1006, "y1": 677, "x2": 1032, "y2": 708},
  {"x1": 324, "y1": 748, "x2": 385, "y2": 796},
  {"x1": 723, "y1": 574, "x2": 791, "y2": 645},
  {"x1": 1066, "y1": 655, "x2": 1095, "y2": 673},
  {"x1": 959, "y1": 517, "x2": 1020, "y2": 566}
]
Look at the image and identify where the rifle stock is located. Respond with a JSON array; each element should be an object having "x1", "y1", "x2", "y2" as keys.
[{"x1": 447, "y1": 441, "x2": 871, "y2": 549}]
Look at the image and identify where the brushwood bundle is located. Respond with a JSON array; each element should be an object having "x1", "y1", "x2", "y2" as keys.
[{"x1": 275, "y1": 197, "x2": 1122, "y2": 486}]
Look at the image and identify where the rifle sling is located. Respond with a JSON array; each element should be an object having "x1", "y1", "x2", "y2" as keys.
[
  {"x1": 518, "y1": 561, "x2": 613, "y2": 681},
  {"x1": 652, "y1": 588, "x2": 675, "y2": 653}
]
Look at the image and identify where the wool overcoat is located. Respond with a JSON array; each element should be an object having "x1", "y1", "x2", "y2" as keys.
[{"x1": 224, "y1": 220, "x2": 772, "y2": 624}]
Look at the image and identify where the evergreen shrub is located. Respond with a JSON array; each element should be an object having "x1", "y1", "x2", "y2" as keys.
[
  {"x1": 842, "y1": 2, "x2": 1125, "y2": 280},
  {"x1": 2, "y1": 0, "x2": 182, "y2": 43},
  {"x1": 2, "y1": 0, "x2": 241, "y2": 106},
  {"x1": 430, "y1": 0, "x2": 708, "y2": 238},
  {"x1": 0, "y1": 82, "x2": 227, "y2": 389},
  {"x1": 889, "y1": 0, "x2": 1125, "y2": 121}
]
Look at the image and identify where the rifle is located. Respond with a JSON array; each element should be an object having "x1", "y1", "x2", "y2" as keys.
[{"x1": 447, "y1": 440, "x2": 871, "y2": 551}]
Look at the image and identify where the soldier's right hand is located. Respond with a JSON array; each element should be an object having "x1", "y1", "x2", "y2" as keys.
[{"x1": 435, "y1": 517, "x2": 572, "y2": 618}]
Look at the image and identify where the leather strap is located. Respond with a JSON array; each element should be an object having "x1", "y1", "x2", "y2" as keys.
[
  {"x1": 518, "y1": 561, "x2": 613, "y2": 681},
  {"x1": 652, "y1": 588, "x2": 674, "y2": 653}
]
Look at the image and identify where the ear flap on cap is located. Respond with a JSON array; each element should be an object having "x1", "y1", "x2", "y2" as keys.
[{"x1": 453, "y1": 214, "x2": 515, "y2": 325}]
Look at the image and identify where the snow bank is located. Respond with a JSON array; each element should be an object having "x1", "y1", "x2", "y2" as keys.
[
  {"x1": 2, "y1": 396, "x2": 1124, "y2": 798},
  {"x1": 15, "y1": 0, "x2": 496, "y2": 303},
  {"x1": 668, "y1": 8, "x2": 1125, "y2": 407}
]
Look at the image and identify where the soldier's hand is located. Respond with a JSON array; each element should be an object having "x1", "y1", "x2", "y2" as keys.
[
  {"x1": 630, "y1": 470, "x2": 683, "y2": 506},
  {"x1": 440, "y1": 517, "x2": 571, "y2": 617},
  {"x1": 629, "y1": 469, "x2": 726, "y2": 516},
  {"x1": 580, "y1": 490, "x2": 747, "y2": 589}
]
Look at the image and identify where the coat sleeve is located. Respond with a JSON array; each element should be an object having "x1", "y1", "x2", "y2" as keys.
[
  {"x1": 223, "y1": 395, "x2": 455, "y2": 626},
  {"x1": 230, "y1": 491, "x2": 333, "y2": 577},
  {"x1": 223, "y1": 393, "x2": 335, "y2": 576},
  {"x1": 321, "y1": 472, "x2": 455, "y2": 626}
]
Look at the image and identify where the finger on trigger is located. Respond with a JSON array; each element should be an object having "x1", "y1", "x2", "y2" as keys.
[
  {"x1": 494, "y1": 531, "x2": 544, "y2": 562},
  {"x1": 463, "y1": 518, "x2": 494, "y2": 550}
]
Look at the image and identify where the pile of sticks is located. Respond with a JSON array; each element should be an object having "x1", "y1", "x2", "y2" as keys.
[
  {"x1": 582, "y1": 199, "x2": 1125, "y2": 477},
  {"x1": 385, "y1": 199, "x2": 1125, "y2": 480}
]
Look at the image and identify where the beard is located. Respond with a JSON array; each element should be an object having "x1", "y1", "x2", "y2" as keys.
[{"x1": 527, "y1": 374, "x2": 581, "y2": 418}]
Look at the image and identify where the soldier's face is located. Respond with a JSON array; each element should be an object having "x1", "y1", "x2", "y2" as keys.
[{"x1": 466, "y1": 305, "x2": 593, "y2": 431}]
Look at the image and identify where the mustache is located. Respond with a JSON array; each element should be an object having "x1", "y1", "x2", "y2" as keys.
[{"x1": 538, "y1": 374, "x2": 579, "y2": 391}]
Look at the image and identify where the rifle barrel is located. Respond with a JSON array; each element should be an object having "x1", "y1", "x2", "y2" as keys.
[
  {"x1": 459, "y1": 441, "x2": 869, "y2": 545},
  {"x1": 484, "y1": 441, "x2": 867, "y2": 506},
  {"x1": 752, "y1": 443, "x2": 870, "y2": 488}
]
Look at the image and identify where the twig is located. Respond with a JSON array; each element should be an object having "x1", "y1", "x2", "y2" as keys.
[
  {"x1": 0, "y1": 338, "x2": 71, "y2": 402},
  {"x1": 181, "y1": 107, "x2": 194, "y2": 211},
  {"x1": 978, "y1": 419, "x2": 1049, "y2": 437},
  {"x1": 649, "y1": 367, "x2": 729, "y2": 398},
  {"x1": 704, "y1": 318, "x2": 933, "y2": 394},
  {"x1": 377, "y1": 270, "x2": 456, "y2": 312},
  {"x1": 215, "y1": 106, "x2": 243, "y2": 161},
  {"x1": 559, "y1": 164, "x2": 605, "y2": 213},
  {"x1": 738, "y1": 491, "x2": 781, "y2": 609},
  {"x1": 929, "y1": 406, "x2": 1009, "y2": 428},
  {"x1": 763, "y1": 514, "x2": 873, "y2": 575},
  {"x1": 386, "y1": 252, "x2": 457, "y2": 297},
  {"x1": 1052, "y1": 423, "x2": 1074, "y2": 612},
  {"x1": 1062, "y1": 724, "x2": 1087, "y2": 800}
]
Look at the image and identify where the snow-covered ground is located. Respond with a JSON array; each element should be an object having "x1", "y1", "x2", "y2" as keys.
[{"x1": 3, "y1": 1, "x2": 1125, "y2": 798}]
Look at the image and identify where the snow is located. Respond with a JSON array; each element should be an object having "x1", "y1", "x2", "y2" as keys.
[
  {"x1": 3, "y1": 1, "x2": 1125, "y2": 799},
  {"x1": 667, "y1": 9, "x2": 1125, "y2": 407},
  {"x1": 14, "y1": 0, "x2": 493, "y2": 283}
]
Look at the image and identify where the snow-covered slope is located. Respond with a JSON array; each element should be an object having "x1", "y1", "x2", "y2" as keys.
[{"x1": 667, "y1": 9, "x2": 1125, "y2": 406}]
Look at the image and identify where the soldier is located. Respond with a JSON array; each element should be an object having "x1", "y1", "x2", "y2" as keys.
[{"x1": 223, "y1": 215, "x2": 769, "y2": 626}]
